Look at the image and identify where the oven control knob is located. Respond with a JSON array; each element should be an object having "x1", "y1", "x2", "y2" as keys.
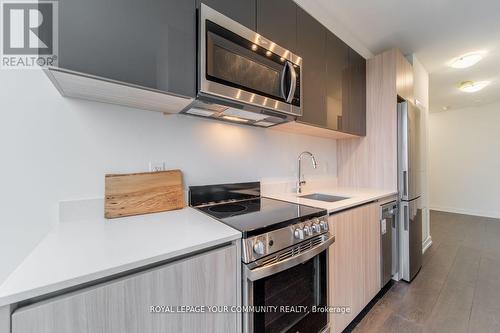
[
  {"x1": 294, "y1": 228, "x2": 305, "y2": 240},
  {"x1": 253, "y1": 240, "x2": 265, "y2": 255},
  {"x1": 320, "y1": 221, "x2": 328, "y2": 232},
  {"x1": 303, "y1": 225, "x2": 312, "y2": 237},
  {"x1": 312, "y1": 223, "x2": 321, "y2": 234}
]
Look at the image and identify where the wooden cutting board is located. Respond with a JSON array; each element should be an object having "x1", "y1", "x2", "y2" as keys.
[{"x1": 105, "y1": 170, "x2": 185, "y2": 219}]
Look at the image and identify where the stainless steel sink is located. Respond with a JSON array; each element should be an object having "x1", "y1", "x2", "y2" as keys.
[{"x1": 299, "y1": 193, "x2": 350, "y2": 202}]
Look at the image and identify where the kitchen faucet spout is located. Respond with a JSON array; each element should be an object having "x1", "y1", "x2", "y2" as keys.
[{"x1": 297, "y1": 151, "x2": 317, "y2": 194}]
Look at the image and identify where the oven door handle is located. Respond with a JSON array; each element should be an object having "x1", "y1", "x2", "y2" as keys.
[{"x1": 244, "y1": 236, "x2": 335, "y2": 281}]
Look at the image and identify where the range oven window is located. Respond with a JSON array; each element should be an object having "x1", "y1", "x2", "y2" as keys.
[
  {"x1": 205, "y1": 20, "x2": 300, "y2": 106},
  {"x1": 252, "y1": 251, "x2": 327, "y2": 333}
]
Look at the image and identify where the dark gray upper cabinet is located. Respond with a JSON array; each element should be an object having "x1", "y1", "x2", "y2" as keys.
[
  {"x1": 256, "y1": 0, "x2": 297, "y2": 52},
  {"x1": 58, "y1": 0, "x2": 196, "y2": 97},
  {"x1": 343, "y1": 49, "x2": 367, "y2": 136},
  {"x1": 325, "y1": 32, "x2": 350, "y2": 132},
  {"x1": 325, "y1": 32, "x2": 367, "y2": 136},
  {"x1": 292, "y1": 6, "x2": 366, "y2": 136},
  {"x1": 296, "y1": 7, "x2": 327, "y2": 127},
  {"x1": 199, "y1": 0, "x2": 256, "y2": 30}
]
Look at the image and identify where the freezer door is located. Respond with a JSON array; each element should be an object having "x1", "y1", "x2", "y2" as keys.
[
  {"x1": 398, "y1": 101, "x2": 422, "y2": 201},
  {"x1": 400, "y1": 198, "x2": 422, "y2": 282}
]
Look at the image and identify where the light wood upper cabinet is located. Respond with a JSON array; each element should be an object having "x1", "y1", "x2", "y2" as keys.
[
  {"x1": 328, "y1": 203, "x2": 380, "y2": 333},
  {"x1": 12, "y1": 245, "x2": 240, "y2": 333},
  {"x1": 396, "y1": 51, "x2": 414, "y2": 102}
]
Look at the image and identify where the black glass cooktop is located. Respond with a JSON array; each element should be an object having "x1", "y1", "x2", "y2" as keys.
[{"x1": 190, "y1": 182, "x2": 326, "y2": 238}]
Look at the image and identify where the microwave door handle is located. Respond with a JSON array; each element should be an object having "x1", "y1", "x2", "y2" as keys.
[
  {"x1": 280, "y1": 62, "x2": 288, "y2": 99},
  {"x1": 286, "y1": 61, "x2": 297, "y2": 103}
]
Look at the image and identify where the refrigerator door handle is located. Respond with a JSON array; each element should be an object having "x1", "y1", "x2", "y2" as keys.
[
  {"x1": 403, "y1": 170, "x2": 408, "y2": 197},
  {"x1": 404, "y1": 205, "x2": 409, "y2": 231}
]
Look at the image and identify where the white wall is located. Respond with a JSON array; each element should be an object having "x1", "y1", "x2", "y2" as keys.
[
  {"x1": 429, "y1": 102, "x2": 500, "y2": 218},
  {"x1": 0, "y1": 70, "x2": 337, "y2": 284}
]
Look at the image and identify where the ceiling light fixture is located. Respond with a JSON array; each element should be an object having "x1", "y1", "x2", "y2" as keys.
[
  {"x1": 449, "y1": 52, "x2": 484, "y2": 69},
  {"x1": 457, "y1": 80, "x2": 490, "y2": 93}
]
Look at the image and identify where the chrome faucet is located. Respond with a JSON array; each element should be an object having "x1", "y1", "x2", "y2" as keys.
[{"x1": 297, "y1": 151, "x2": 318, "y2": 194}]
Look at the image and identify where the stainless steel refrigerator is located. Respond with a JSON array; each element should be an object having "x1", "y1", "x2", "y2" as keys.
[{"x1": 398, "y1": 101, "x2": 423, "y2": 282}]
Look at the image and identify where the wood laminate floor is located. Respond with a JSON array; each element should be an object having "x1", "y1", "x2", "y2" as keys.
[{"x1": 351, "y1": 210, "x2": 500, "y2": 333}]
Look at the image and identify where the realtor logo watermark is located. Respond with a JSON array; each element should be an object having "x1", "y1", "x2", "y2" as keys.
[{"x1": 1, "y1": 0, "x2": 58, "y2": 68}]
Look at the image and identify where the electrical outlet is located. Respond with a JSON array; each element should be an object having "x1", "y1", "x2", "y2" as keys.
[{"x1": 149, "y1": 161, "x2": 166, "y2": 172}]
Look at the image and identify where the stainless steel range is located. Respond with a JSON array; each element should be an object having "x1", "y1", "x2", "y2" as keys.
[{"x1": 189, "y1": 182, "x2": 333, "y2": 333}]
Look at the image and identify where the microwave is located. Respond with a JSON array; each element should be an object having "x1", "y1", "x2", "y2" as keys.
[{"x1": 182, "y1": 4, "x2": 303, "y2": 127}]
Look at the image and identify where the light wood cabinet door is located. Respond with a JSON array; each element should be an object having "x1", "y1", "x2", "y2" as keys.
[
  {"x1": 363, "y1": 203, "x2": 382, "y2": 304},
  {"x1": 396, "y1": 51, "x2": 414, "y2": 102},
  {"x1": 12, "y1": 245, "x2": 239, "y2": 333},
  {"x1": 328, "y1": 208, "x2": 354, "y2": 333},
  {"x1": 329, "y1": 203, "x2": 380, "y2": 333}
]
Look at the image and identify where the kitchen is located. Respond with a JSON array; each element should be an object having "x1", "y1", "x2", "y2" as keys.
[{"x1": 0, "y1": 0, "x2": 499, "y2": 333}]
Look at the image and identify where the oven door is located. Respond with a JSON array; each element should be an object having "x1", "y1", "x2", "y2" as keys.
[
  {"x1": 243, "y1": 234, "x2": 334, "y2": 333},
  {"x1": 199, "y1": 4, "x2": 302, "y2": 117}
]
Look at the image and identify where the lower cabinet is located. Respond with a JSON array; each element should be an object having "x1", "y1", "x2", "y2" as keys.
[
  {"x1": 328, "y1": 203, "x2": 380, "y2": 333},
  {"x1": 11, "y1": 244, "x2": 239, "y2": 333}
]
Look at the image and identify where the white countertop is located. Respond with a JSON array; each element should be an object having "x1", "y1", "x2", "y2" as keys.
[
  {"x1": 264, "y1": 187, "x2": 398, "y2": 214},
  {"x1": 0, "y1": 208, "x2": 241, "y2": 307}
]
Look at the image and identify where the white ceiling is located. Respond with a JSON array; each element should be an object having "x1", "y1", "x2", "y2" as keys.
[{"x1": 304, "y1": 0, "x2": 500, "y2": 111}]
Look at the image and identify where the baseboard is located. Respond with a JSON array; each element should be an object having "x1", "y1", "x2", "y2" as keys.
[
  {"x1": 422, "y1": 236, "x2": 432, "y2": 253},
  {"x1": 430, "y1": 206, "x2": 500, "y2": 219}
]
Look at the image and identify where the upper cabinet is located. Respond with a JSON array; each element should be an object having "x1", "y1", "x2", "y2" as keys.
[
  {"x1": 58, "y1": 0, "x2": 196, "y2": 98},
  {"x1": 272, "y1": 4, "x2": 367, "y2": 138},
  {"x1": 47, "y1": 0, "x2": 366, "y2": 135},
  {"x1": 396, "y1": 52, "x2": 414, "y2": 102},
  {"x1": 325, "y1": 32, "x2": 349, "y2": 133},
  {"x1": 199, "y1": 0, "x2": 256, "y2": 30},
  {"x1": 296, "y1": 7, "x2": 327, "y2": 127},
  {"x1": 342, "y1": 49, "x2": 367, "y2": 136},
  {"x1": 256, "y1": 0, "x2": 298, "y2": 52}
]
